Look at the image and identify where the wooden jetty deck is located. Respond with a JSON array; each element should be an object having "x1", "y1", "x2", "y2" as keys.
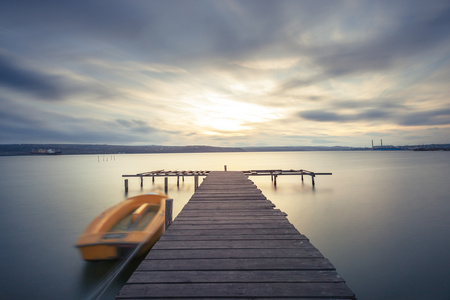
[{"x1": 117, "y1": 171, "x2": 355, "y2": 299}]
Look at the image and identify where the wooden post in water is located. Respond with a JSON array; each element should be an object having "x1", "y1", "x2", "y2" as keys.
[
  {"x1": 140, "y1": 176, "x2": 143, "y2": 187},
  {"x1": 177, "y1": 175, "x2": 180, "y2": 187},
  {"x1": 152, "y1": 175, "x2": 155, "y2": 183},
  {"x1": 124, "y1": 179, "x2": 128, "y2": 192},
  {"x1": 224, "y1": 165, "x2": 227, "y2": 171},
  {"x1": 274, "y1": 174, "x2": 277, "y2": 186},
  {"x1": 301, "y1": 170, "x2": 304, "y2": 182},
  {"x1": 164, "y1": 177, "x2": 168, "y2": 194},
  {"x1": 312, "y1": 173, "x2": 315, "y2": 186},
  {"x1": 165, "y1": 198, "x2": 173, "y2": 230},
  {"x1": 194, "y1": 175, "x2": 199, "y2": 190}
]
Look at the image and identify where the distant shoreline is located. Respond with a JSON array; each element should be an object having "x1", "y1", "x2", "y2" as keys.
[{"x1": 1, "y1": 143, "x2": 449, "y2": 156}]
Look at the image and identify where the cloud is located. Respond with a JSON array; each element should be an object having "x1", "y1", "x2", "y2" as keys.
[
  {"x1": 299, "y1": 109, "x2": 392, "y2": 123},
  {"x1": 275, "y1": 2, "x2": 450, "y2": 93},
  {"x1": 0, "y1": 53, "x2": 67, "y2": 100},
  {"x1": 299, "y1": 105, "x2": 450, "y2": 127},
  {"x1": 398, "y1": 108, "x2": 450, "y2": 126}
]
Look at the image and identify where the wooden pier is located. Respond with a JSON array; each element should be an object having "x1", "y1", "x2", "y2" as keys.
[
  {"x1": 117, "y1": 171, "x2": 355, "y2": 299},
  {"x1": 122, "y1": 168, "x2": 332, "y2": 193}
]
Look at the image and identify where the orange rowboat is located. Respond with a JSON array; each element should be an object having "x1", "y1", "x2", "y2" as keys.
[{"x1": 75, "y1": 192, "x2": 167, "y2": 261}]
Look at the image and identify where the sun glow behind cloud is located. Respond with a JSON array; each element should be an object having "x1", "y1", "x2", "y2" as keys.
[{"x1": 191, "y1": 93, "x2": 278, "y2": 134}]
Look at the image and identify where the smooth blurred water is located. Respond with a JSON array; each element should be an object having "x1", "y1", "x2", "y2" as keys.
[{"x1": 0, "y1": 151, "x2": 449, "y2": 299}]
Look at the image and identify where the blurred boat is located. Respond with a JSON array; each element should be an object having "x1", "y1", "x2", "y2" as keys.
[{"x1": 75, "y1": 192, "x2": 167, "y2": 261}]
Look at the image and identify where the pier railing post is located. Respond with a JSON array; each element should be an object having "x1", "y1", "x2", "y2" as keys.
[
  {"x1": 164, "y1": 177, "x2": 168, "y2": 194},
  {"x1": 194, "y1": 175, "x2": 199, "y2": 190},
  {"x1": 165, "y1": 198, "x2": 173, "y2": 230}
]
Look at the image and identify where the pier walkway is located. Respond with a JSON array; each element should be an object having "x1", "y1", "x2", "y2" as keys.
[{"x1": 117, "y1": 171, "x2": 355, "y2": 299}]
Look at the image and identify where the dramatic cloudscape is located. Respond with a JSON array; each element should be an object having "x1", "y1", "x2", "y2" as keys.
[{"x1": 1, "y1": 0, "x2": 450, "y2": 147}]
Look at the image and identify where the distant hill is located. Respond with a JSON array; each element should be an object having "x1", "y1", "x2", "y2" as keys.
[
  {"x1": 0, "y1": 143, "x2": 448, "y2": 156},
  {"x1": 0, "y1": 144, "x2": 245, "y2": 156}
]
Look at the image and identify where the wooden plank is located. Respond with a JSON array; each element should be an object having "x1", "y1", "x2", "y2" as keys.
[
  {"x1": 161, "y1": 228, "x2": 301, "y2": 236},
  {"x1": 178, "y1": 208, "x2": 286, "y2": 215},
  {"x1": 169, "y1": 219, "x2": 291, "y2": 226},
  {"x1": 182, "y1": 203, "x2": 275, "y2": 210},
  {"x1": 126, "y1": 270, "x2": 344, "y2": 283},
  {"x1": 174, "y1": 215, "x2": 290, "y2": 221},
  {"x1": 158, "y1": 223, "x2": 296, "y2": 230},
  {"x1": 147, "y1": 248, "x2": 324, "y2": 259},
  {"x1": 117, "y1": 282, "x2": 355, "y2": 299},
  {"x1": 159, "y1": 234, "x2": 306, "y2": 241},
  {"x1": 136, "y1": 257, "x2": 335, "y2": 271},
  {"x1": 151, "y1": 239, "x2": 312, "y2": 250}
]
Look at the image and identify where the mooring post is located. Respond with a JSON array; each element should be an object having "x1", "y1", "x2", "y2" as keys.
[
  {"x1": 140, "y1": 176, "x2": 143, "y2": 187},
  {"x1": 152, "y1": 175, "x2": 155, "y2": 183},
  {"x1": 165, "y1": 198, "x2": 173, "y2": 230},
  {"x1": 194, "y1": 175, "x2": 199, "y2": 190},
  {"x1": 312, "y1": 173, "x2": 315, "y2": 186},
  {"x1": 177, "y1": 175, "x2": 180, "y2": 187},
  {"x1": 301, "y1": 171, "x2": 304, "y2": 182},
  {"x1": 274, "y1": 175, "x2": 277, "y2": 186},
  {"x1": 164, "y1": 177, "x2": 168, "y2": 194},
  {"x1": 224, "y1": 165, "x2": 227, "y2": 171},
  {"x1": 124, "y1": 179, "x2": 128, "y2": 192},
  {"x1": 271, "y1": 172, "x2": 273, "y2": 182}
]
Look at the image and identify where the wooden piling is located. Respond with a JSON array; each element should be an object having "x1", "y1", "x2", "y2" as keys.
[
  {"x1": 194, "y1": 175, "x2": 199, "y2": 190},
  {"x1": 312, "y1": 173, "x2": 315, "y2": 186},
  {"x1": 140, "y1": 176, "x2": 143, "y2": 187},
  {"x1": 224, "y1": 165, "x2": 227, "y2": 171},
  {"x1": 164, "y1": 177, "x2": 168, "y2": 194},
  {"x1": 124, "y1": 179, "x2": 128, "y2": 192},
  {"x1": 165, "y1": 198, "x2": 173, "y2": 230},
  {"x1": 177, "y1": 175, "x2": 180, "y2": 187}
]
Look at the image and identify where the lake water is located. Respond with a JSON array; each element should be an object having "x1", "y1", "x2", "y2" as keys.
[{"x1": 0, "y1": 151, "x2": 449, "y2": 299}]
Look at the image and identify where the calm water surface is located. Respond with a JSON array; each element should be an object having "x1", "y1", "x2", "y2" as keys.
[{"x1": 0, "y1": 151, "x2": 449, "y2": 299}]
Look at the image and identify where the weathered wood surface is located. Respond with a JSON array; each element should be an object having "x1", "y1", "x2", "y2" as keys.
[{"x1": 117, "y1": 171, "x2": 355, "y2": 299}]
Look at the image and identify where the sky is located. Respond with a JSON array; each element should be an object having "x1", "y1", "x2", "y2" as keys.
[{"x1": 1, "y1": 0, "x2": 450, "y2": 147}]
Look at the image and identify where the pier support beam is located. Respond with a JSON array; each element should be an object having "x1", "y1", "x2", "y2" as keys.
[
  {"x1": 177, "y1": 175, "x2": 180, "y2": 187},
  {"x1": 194, "y1": 175, "x2": 199, "y2": 190},
  {"x1": 140, "y1": 176, "x2": 143, "y2": 187},
  {"x1": 164, "y1": 177, "x2": 168, "y2": 194},
  {"x1": 312, "y1": 173, "x2": 315, "y2": 186},
  {"x1": 165, "y1": 198, "x2": 173, "y2": 230},
  {"x1": 124, "y1": 179, "x2": 128, "y2": 192}
]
